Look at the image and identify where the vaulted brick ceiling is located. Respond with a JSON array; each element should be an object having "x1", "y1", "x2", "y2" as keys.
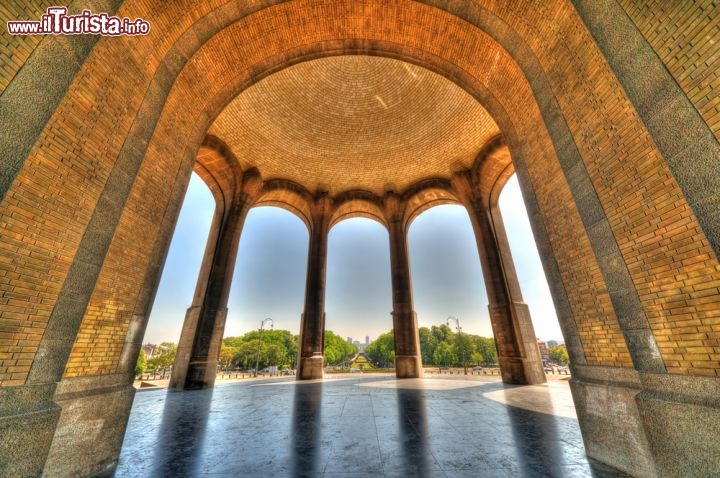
[{"x1": 208, "y1": 55, "x2": 500, "y2": 196}]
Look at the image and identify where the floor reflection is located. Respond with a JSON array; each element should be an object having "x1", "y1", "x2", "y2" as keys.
[
  {"x1": 397, "y1": 388, "x2": 432, "y2": 477},
  {"x1": 150, "y1": 389, "x2": 213, "y2": 477},
  {"x1": 115, "y1": 375, "x2": 627, "y2": 477},
  {"x1": 290, "y1": 382, "x2": 323, "y2": 476}
]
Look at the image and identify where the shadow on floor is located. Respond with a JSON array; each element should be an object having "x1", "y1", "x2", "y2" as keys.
[{"x1": 113, "y1": 376, "x2": 629, "y2": 477}]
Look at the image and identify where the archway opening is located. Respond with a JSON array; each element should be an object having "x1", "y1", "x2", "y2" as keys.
[
  {"x1": 325, "y1": 218, "x2": 393, "y2": 371},
  {"x1": 407, "y1": 204, "x2": 495, "y2": 371},
  {"x1": 137, "y1": 172, "x2": 215, "y2": 379},
  {"x1": 222, "y1": 206, "x2": 309, "y2": 375},
  {"x1": 498, "y1": 174, "x2": 566, "y2": 369}
]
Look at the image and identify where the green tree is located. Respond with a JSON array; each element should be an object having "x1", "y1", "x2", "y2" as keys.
[
  {"x1": 454, "y1": 333, "x2": 476, "y2": 372},
  {"x1": 219, "y1": 344, "x2": 237, "y2": 370},
  {"x1": 242, "y1": 339, "x2": 267, "y2": 371},
  {"x1": 323, "y1": 330, "x2": 357, "y2": 365},
  {"x1": 366, "y1": 331, "x2": 395, "y2": 367},
  {"x1": 223, "y1": 336, "x2": 245, "y2": 349},
  {"x1": 433, "y1": 341, "x2": 456, "y2": 367},
  {"x1": 225, "y1": 330, "x2": 299, "y2": 369},
  {"x1": 147, "y1": 342, "x2": 177, "y2": 372},
  {"x1": 549, "y1": 344, "x2": 569, "y2": 365},
  {"x1": 135, "y1": 348, "x2": 146, "y2": 377},
  {"x1": 419, "y1": 327, "x2": 437, "y2": 365},
  {"x1": 474, "y1": 337, "x2": 498, "y2": 365},
  {"x1": 232, "y1": 339, "x2": 262, "y2": 369},
  {"x1": 430, "y1": 324, "x2": 454, "y2": 345},
  {"x1": 265, "y1": 342, "x2": 285, "y2": 368}
]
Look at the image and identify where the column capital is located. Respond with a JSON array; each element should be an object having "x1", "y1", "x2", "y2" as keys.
[
  {"x1": 234, "y1": 168, "x2": 263, "y2": 212},
  {"x1": 241, "y1": 168, "x2": 263, "y2": 198},
  {"x1": 450, "y1": 171, "x2": 485, "y2": 211},
  {"x1": 309, "y1": 191, "x2": 333, "y2": 231},
  {"x1": 382, "y1": 190, "x2": 406, "y2": 225}
]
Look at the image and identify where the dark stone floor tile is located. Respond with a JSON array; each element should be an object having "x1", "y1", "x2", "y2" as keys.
[{"x1": 114, "y1": 376, "x2": 623, "y2": 478}]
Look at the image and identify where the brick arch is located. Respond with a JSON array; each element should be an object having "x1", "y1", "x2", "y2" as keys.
[
  {"x1": 2, "y1": 1, "x2": 719, "y2": 476},
  {"x1": 194, "y1": 136, "x2": 244, "y2": 211},
  {"x1": 56, "y1": 0, "x2": 635, "y2": 387},
  {"x1": 254, "y1": 179, "x2": 314, "y2": 231},
  {"x1": 403, "y1": 179, "x2": 462, "y2": 231},
  {"x1": 470, "y1": 139, "x2": 517, "y2": 214},
  {"x1": 330, "y1": 191, "x2": 387, "y2": 230}
]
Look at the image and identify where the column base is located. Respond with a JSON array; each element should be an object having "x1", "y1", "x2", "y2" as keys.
[
  {"x1": 499, "y1": 356, "x2": 546, "y2": 385},
  {"x1": 635, "y1": 372, "x2": 720, "y2": 477},
  {"x1": 0, "y1": 384, "x2": 60, "y2": 477},
  {"x1": 297, "y1": 355, "x2": 324, "y2": 380},
  {"x1": 43, "y1": 374, "x2": 135, "y2": 478},
  {"x1": 570, "y1": 365, "x2": 656, "y2": 478},
  {"x1": 490, "y1": 302, "x2": 546, "y2": 385},
  {"x1": 170, "y1": 307, "x2": 226, "y2": 390},
  {"x1": 179, "y1": 359, "x2": 221, "y2": 391},
  {"x1": 395, "y1": 354, "x2": 422, "y2": 378}
]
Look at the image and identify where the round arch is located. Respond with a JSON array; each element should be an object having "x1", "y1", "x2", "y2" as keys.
[
  {"x1": 61, "y1": 0, "x2": 625, "y2": 393},
  {"x1": 330, "y1": 191, "x2": 387, "y2": 231},
  {"x1": 254, "y1": 179, "x2": 314, "y2": 231},
  {"x1": 6, "y1": 2, "x2": 716, "y2": 477},
  {"x1": 403, "y1": 179, "x2": 462, "y2": 231}
]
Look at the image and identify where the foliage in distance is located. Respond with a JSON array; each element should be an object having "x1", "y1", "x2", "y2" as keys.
[
  {"x1": 366, "y1": 325, "x2": 499, "y2": 368},
  {"x1": 135, "y1": 342, "x2": 177, "y2": 376},
  {"x1": 218, "y1": 329, "x2": 358, "y2": 370}
]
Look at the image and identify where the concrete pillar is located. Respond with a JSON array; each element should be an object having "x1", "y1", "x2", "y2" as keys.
[
  {"x1": 170, "y1": 173, "x2": 261, "y2": 390},
  {"x1": 297, "y1": 194, "x2": 331, "y2": 380},
  {"x1": 453, "y1": 174, "x2": 545, "y2": 385},
  {"x1": 385, "y1": 193, "x2": 422, "y2": 378}
]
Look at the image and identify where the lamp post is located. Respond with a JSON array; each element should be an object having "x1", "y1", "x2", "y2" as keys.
[
  {"x1": 254, "y1": 317, "x2": 273, "y2": 377},
  {"x1": 447, "y1": 316, "x2": 467, "y2": 375}
]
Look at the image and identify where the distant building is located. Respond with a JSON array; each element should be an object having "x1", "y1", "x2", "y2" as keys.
[
  {"x1": 142, "y1": 343, "x2": 161, "y2": 359},
  {"x1": 347, "y1": 337, "x2": 352, "y2": 344},
  {"x1": 547, "y1": 340, "x2": 559, "y2": 348},
  {"x1": 537, "y1": 340, "x2": 549, "y2": 365},
  {"x1": 365, "y1": 336, "x2": 370, "y2": 345}
]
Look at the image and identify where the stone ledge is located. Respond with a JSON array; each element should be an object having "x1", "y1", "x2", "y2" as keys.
[
  {"x1": 54, "y1": 373, "x2": 132, "y2": 402},
  {"x1": 0, "y1": 382, "x2": 57, "y2": 416},
  {"x1": 639, "y1": 372, "x2": 720, "y2": 407},
  {"x1": 572, "y1": 364, "x2": 641, "y2": 389}
]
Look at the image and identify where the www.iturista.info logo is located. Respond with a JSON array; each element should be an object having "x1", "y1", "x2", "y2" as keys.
[{"x1": 6, "y1": 6, "x2": 150, "y2": 36}]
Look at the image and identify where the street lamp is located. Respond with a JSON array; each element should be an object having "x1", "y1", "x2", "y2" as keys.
[
  {"x1": 447, "y1": 316, "x2": 468, "y2": 375},
  {"x1": 254, "y1": 317, "x2": 273, "y2": 377}
]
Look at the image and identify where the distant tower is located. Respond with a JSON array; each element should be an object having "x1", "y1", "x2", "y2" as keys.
[
  {"x1": 347, "y1": 337, "x2": 352, "y2": 344},
  {"x1": 365, "y1": 336, "x2": 370, "y2": 345}
]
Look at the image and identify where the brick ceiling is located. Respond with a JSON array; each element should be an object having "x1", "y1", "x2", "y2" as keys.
[{"x1": 208, "y1": 55, "x2": 499, "y2": 196}]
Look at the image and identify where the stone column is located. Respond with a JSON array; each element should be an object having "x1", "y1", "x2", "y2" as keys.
[
  {"x1": 170, "y1": 173, "x2": 261, "y2": 390},
  {"x1": 453, "y1": 175, "x2": 545, "y2": 385},
  {"x1": 297, "y1": 194, "x2": 331, "y2": 380},
  {"x1": 385, "y1": 193, "x2": 422, "y2": 378}
]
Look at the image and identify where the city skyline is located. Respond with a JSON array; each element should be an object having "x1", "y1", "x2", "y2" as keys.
[{"x1": 144, "y1": 173, "x2": 564, "y2": 345}]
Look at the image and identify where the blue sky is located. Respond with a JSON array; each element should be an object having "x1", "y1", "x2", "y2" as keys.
[{"x1": 144, "y1": 173, "x2": 563, "y2": 344}]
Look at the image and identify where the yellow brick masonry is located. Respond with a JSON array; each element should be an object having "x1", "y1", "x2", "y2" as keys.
[{"x1": 2, "y1": 0, "x2": 718, "y2": 384}]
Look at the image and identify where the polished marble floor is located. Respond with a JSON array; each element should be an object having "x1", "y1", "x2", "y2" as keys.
[{"x1": 114, "y1": 375, "x2": 627, "y2": 477}]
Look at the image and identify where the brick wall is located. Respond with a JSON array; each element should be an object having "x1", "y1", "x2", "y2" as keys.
[
  {"x1": 106, "y1": 0, "x2": 634, "y2": 372},
  {"x1": 619, "y1": 0, "x2": 720, "y2": 375},
  {"x1": 0, "y1": 1, "x2": 54, "y2": 93},
  {"x1": 0, "y1": 0, "x2": 210, "y2": 384},
  {"x1": 2, "y1": 0, "x2": 718, "y2": 384},
  {"x1": 619, "y1": 0, "x2": 720, "y2": 140}
]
